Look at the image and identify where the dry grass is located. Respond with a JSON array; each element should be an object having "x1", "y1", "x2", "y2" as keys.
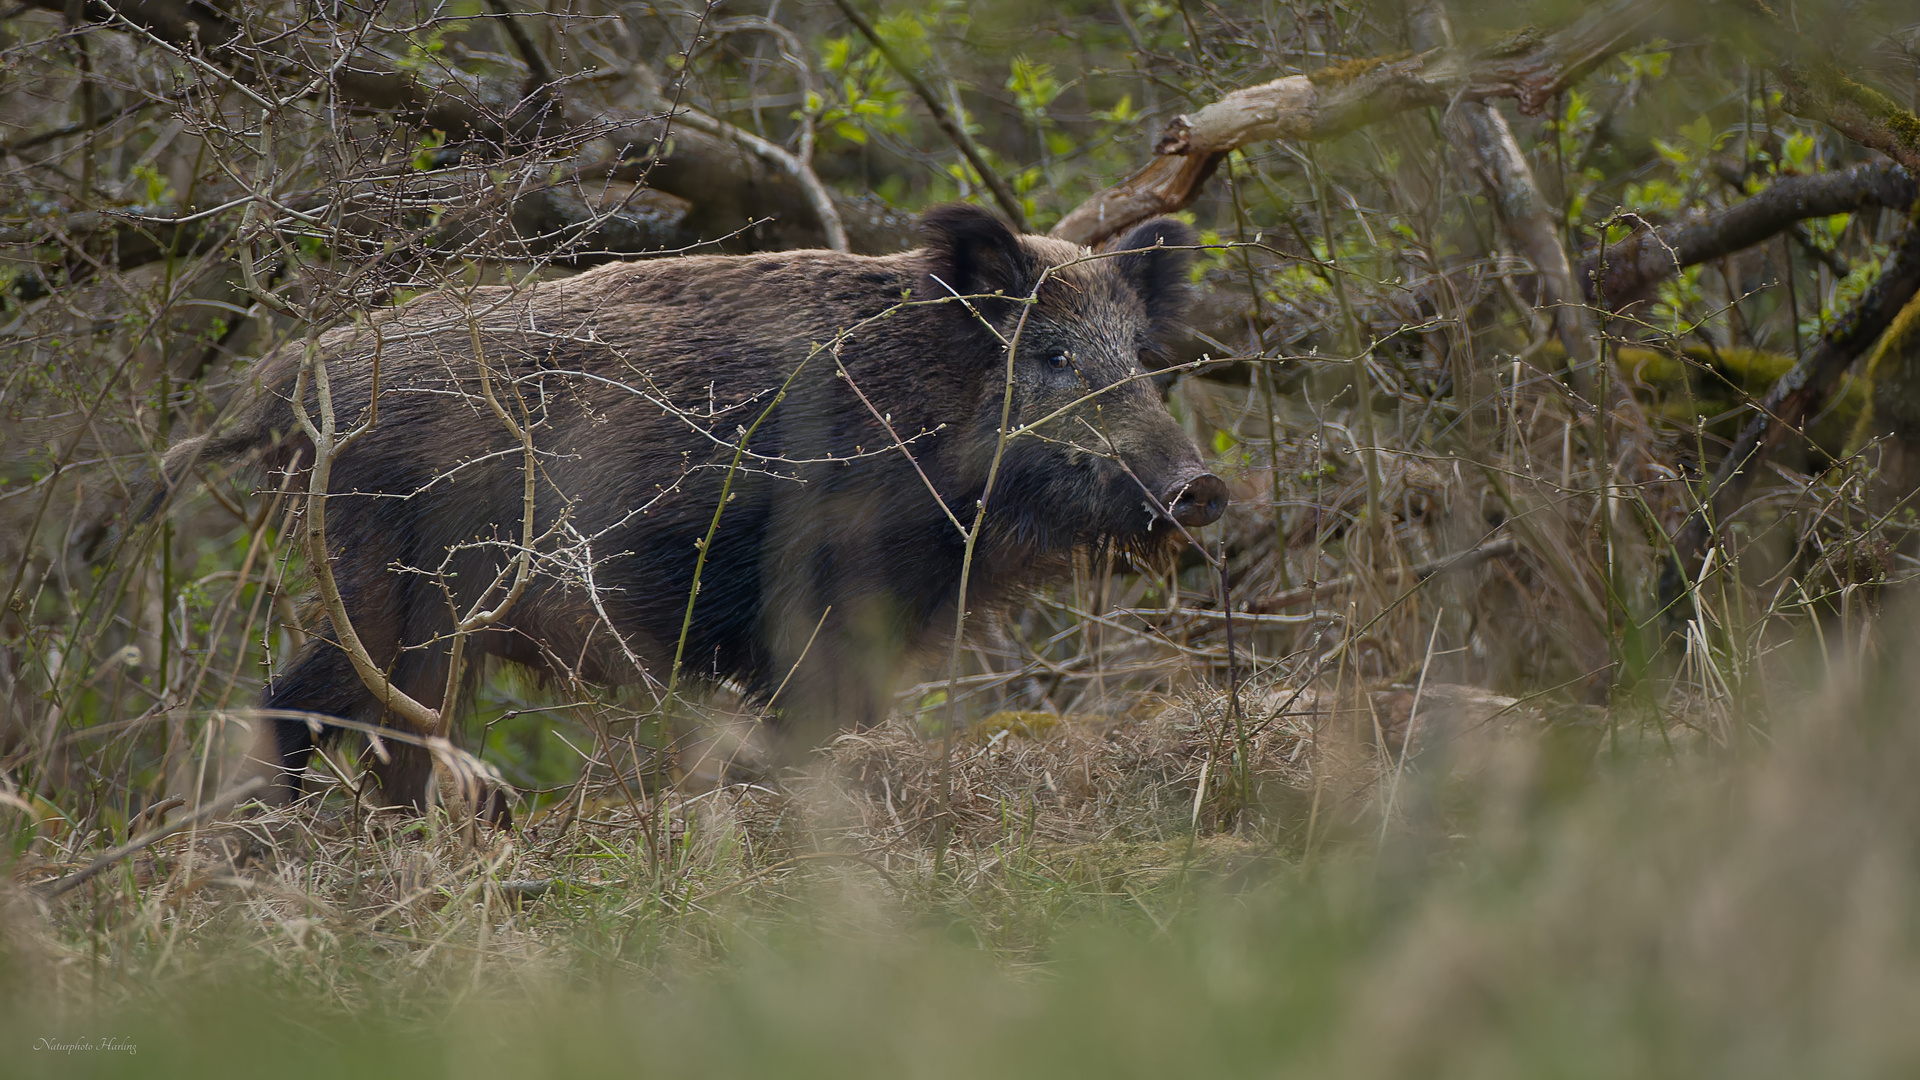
[{"x1": 3, "y1": 668, "x2": 1597, "y2": 1003}]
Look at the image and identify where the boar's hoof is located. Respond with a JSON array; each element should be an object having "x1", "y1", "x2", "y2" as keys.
[{"x1": 1166, "y1": 473, "x2": 1228, "y2": 528}]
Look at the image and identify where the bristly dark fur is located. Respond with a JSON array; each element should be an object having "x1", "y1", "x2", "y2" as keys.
[{"x1": 175, "y1": 203, "x2": 1221, "y2": 812}]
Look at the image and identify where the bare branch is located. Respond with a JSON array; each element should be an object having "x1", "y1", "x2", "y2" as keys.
[
  {"x1": 282, "y1": 334, "x2": 441, "y2": 736},
  {"x1": 667, "y1": 106, "x2": 849, "y2": 252},
  {"x1": 27, "y1": 0, "x2": 901, "y2": 256},
  {"x1": 1581, "y1": 162, "x2": 1917, "y2": 311},
  {"x1": 1246, "y1": 538, "x2": 1518, "y2": 613},
  {"x1": 1052, "y1": 0, "x2": 1663, "y2": 247},
  {"x1": 481, "y1": 0, "x2": 555, "y2": 91},
  {"x1": 24, "y1": 0, "x2": 534, "y2": 143},
  {"x1": 431, "y1": 315, "x2": 546, "y2": 734},
  {"x1": 39, "y1": 775, "x2": 271, "y2": 898}
]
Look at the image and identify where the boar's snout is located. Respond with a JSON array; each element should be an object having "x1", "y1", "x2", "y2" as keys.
[{"x1": 1165, "y1": 473, "x2": 1228, "y2": 528}]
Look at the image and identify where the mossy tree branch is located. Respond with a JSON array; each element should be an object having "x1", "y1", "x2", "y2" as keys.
[
  {"x1": 1774, "y1": 61, "x2": 1920, "y2": 173},
  {"x1": 1726, "y1": 1, "x2": 1920, "y2": 174}
]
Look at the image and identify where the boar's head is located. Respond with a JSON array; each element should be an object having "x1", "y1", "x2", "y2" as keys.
[{"x1": 921, "y1": 204, "x2": 1227, "y2": 557}]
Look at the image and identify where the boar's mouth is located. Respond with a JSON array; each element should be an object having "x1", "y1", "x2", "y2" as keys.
[
  {"x1": 987, "y1": 441, "x2": 1226, "y2": 555},
  {"x1": 1097, "y1": 469, "x2": 1227, "y2": 555}
]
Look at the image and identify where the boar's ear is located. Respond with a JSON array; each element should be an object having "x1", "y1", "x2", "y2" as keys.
[
  {"x1": 921, "y1": 203, "x2": 1036, "y2": 301},
  {"x1": 1113, "y1": 217, "x2": 1197, "y2": 337}
]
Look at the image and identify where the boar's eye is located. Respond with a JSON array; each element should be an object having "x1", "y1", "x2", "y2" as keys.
[{"x1": 1046, "y1": 350, "x2": 1072, "y2": 371}]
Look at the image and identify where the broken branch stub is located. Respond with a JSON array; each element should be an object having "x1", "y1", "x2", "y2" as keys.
[{"x1": 1410, "y1": 0, "x2": 1596, "y2": 393}]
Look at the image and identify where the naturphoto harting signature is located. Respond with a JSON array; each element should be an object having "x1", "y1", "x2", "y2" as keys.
[{"x1": 32, "y1": 1036, "x2": 137, "y2": 1055}]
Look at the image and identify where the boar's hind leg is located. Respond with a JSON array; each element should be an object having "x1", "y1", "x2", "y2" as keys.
[
  {"x1": 252, "y1": 641, "x2": 360, "y2": 805},
  {"x1": 254, "y1": 635, "x2": 449, "y2": 812}
]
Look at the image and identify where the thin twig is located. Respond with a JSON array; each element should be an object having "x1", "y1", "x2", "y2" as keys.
[
  {"x1": 40, "y1": 776, "x2": 270, "y2": 898},
  {"x1": 825, "y1": 0, "x2": 1026, "y2": 231},
  {"x1": 1246, "y1": 538, "x2": 1518, "y2": 612}
]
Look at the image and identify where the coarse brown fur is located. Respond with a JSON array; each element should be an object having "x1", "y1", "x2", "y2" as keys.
[{"x1": 160, "y1": 205, "x2": 1225, "y2": 815}]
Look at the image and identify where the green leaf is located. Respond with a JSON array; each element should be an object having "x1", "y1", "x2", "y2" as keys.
[
  {"x1": 1093, "y1": 94, "x2": 1136, "y2": 125},
  {"x1": 1783, "y1": 131, "x2": 1818, "y2": 173},
  {"x1": 1007, "y1": 56, "x2": 1061, "y2": 122},
  {"x1": 1679, "y1": 116, "x2": 1716, "y2": 151}
]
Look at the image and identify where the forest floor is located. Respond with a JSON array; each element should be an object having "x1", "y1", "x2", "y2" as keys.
[{"x1": 10, "y1": 655, "x2": 1920, "y2": 1079}]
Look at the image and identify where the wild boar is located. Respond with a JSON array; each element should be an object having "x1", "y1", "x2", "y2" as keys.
[{"x1": 164, "y1": 204, "x2": 1226, "y2": 814}]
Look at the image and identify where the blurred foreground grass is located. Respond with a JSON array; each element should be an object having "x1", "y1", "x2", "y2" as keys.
[{"x1": 10, "y1": 617, "x2": 1920, "y2": 1079}]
